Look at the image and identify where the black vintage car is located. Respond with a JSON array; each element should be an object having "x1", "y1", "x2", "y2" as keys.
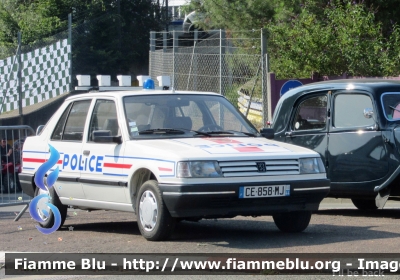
[{"x1": 270, "y1": 79, "x2": 400, "y2": 210}]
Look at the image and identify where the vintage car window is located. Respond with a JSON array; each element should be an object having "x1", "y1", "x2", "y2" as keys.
[
  {"x1": 381, "y1": 92, "x2": 400, "y2": 121},
  {"x1": 292, "y1": 95, "x2": 327, "y2": 131},
  {"x1": 88, "y1": 100, "x2": 119, "y2": 141},
  {"x1": 53, "y1": 100, "x2": 91, "y2": 141},
  {"x1": 123, "y1": 94, "x2": 258, "y2": 138},
  {"x1": 333, "y1": 94, "x2": 374, "y2": 128}
]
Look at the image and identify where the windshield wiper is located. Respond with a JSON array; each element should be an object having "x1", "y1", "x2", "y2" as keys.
[
  {"x1": 149, "y1": 128, "x2": 242, "y2": 137},
  {"x1": 192, "y1": 130, "x2": 256, "y2": 137},
  {"x1": 201, "y1": 130, "x2": 234, "y2": 135},
  {"x1": 190, "y1": 130, "x2": 213, "y2": 136},
  {"x1": 139, "y1": 128, "x2": 185, "y2": 135},
  {"x1": 226, "y1": 130, "x2": 259, "y2": 137}
]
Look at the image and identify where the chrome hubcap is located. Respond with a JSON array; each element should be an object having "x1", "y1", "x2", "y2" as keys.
[{"x1": 139, "y1": 190, "x2": 158, "y2": 231}]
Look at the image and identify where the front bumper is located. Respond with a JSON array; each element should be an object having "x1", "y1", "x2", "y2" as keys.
[{"x1": 159, "y1": 179, "x2": 330, "y2": 218}]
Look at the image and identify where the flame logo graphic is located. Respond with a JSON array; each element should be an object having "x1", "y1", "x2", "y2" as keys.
[{"x1": 29, "y1": 144, "x2": 62, "y2": 234}]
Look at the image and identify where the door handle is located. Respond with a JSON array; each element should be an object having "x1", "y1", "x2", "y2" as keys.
[{"x1": 83, "y1": 150, "x2": 90, "y2": 156}]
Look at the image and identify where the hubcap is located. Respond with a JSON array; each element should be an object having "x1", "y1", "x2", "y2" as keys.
[
  {"x1": 36, "y1": 188, "x2": 51, "y2": 221},
  {"x1": 139, "y1": 190, "x2": 158, "y2": 232}
]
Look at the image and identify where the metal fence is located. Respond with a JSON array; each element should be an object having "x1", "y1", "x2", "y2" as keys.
[
  {"x1": 149, "y1": 29, "x2": 269, "y2": 127},
  {"x1": 0, "y1": 125, "x2": 35, "y2": 219}
]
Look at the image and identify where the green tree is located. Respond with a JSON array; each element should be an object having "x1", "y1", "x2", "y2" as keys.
[
  {"x1": 267, "y1": 0, "x2": 398, "y2": 77},
  {"x1": 0, "y1": 0, "x2": 164, "y2": 78},
  {"x1": 184, "y1": 0, "x2": 400, "y2": 78},
  {"x1": 72, "y1": 0, "x2": 163, "y2": 78}
]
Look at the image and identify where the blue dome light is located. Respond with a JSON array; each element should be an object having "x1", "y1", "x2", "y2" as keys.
[{"x1": 143, "y1": 79, "x2": 155, "y2": 90}]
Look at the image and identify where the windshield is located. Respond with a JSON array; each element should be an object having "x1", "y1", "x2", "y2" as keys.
[
  {"x1": 381, "y1": 92, "x2": 400, "y2": 121},
  {"x1": 123, "y1": 94, "x2": 258, "y2": 139}
]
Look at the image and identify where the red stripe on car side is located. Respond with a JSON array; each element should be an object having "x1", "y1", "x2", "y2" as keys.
[
  {"x1": 158, "y1": 167, "x2": 172, "y2": 172},
  {"x1": 22, "y1": 158, "x2": 46, "y2": 163},
  {"x1": 103, "y1": 163, "x2": 132, "y2": 169}
]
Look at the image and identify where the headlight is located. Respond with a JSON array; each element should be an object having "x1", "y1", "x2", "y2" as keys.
[
  {"x1": 299, "y1": 158, "x2": 326, "y2": 174},
  {"x1": 177, "y1": 161, "x2": 222, "y2": 178}
]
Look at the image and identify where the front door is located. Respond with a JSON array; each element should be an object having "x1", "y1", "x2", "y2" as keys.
[
  {"x1": 285, "y1": 92, "x2": 329, "y2": 166},
  {"x1": 80, "y1": 99, "x2": 128, "y2": 205},
  {"x1": 327, "y1": 92, "x2": 389, "y2": 194}
]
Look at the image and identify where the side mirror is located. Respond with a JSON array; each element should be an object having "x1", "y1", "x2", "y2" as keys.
[
  {"x1": 92, "y1": 130, "x2": 122, "y2": 144},
  {"x1": 364, "y1": 108, "x2": 374, "y2": 119},
  {"x1": 36, "y1": 125, "x2": 45, "y2": 135},
  {"x1": 260, "y1": 128, "x2": 274, "y2": 139}
]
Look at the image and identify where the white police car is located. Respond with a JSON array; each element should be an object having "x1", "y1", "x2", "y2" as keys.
[{"x1": 20, "y1": 87, "x2": 330, "y2": 241}]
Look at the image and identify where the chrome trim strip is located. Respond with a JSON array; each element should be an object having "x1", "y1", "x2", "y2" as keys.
[
  {"x1": 59, "y1": 197, "x2": 134, "y2": 212},
  {"x1": 163, "y1": 191, "x2": 236, "y2": 196},
  {"x1": 293, "y1": 186, "x2": 330, "y2": 191}
]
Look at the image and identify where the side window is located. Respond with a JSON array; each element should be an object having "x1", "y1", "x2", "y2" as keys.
[
  {"x1": 51, "y1": 101, "x2": 91, "y2": 141},
  {"x1": 293, "y1": 95, "x2": 327, "y2": 131},
  {"x1": 333, "y1": 94, "x2": 374, "y2": 128},
  {"x1": 51, "y1": 103, "x2": 72, "y2": 140},
  {"x1": 88, "y1": 100, "x2": 119, "y2": 141}
]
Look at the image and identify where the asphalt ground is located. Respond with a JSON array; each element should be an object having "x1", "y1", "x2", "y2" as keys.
[{"x1": 1, "y1": 198, "x2": 400, "y2": 280}]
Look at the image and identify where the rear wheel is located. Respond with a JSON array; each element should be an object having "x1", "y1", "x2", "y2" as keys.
[
  {"x1": 273, "y1": 211, "x2": 312, "y2": 233},
  {"x1": 34, "y1": 186, "x2": 68, "y2": 229},
  {"x1": 136, "y1": 180, "x2": 176, "y2": 241},
  {"x1": 351, "y1": 198, "x2": 377, "y2": 210}
]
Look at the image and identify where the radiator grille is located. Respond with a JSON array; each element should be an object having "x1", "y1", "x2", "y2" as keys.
[{"x1": 219, "y1": 159, "x2": 299, "y2": 177}]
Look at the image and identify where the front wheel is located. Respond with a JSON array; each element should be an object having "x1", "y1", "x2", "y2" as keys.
[
  {"x1": 136, "y1": 180, "x2": 176, "y2": 241},
  {"x1": 351, "y1": 198, "x2": 378, "y2": 210},
  {"x1": 272, "y1": 211, "x2": 312, "y2": 233},
  {"x1": 34, "y1": 186, "x2": 68, "y2": 229}
]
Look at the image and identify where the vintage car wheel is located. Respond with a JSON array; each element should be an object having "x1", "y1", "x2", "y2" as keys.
[
  {"x1": 136, "y1": 180, "x2": 176, "y2": 241},
  {"x1": 272, "y1": 211, "x2": 312, "y2": 233},
  {"x1": 34, "y1": 186, "x2": 68, "y2": 229},
  {"x1": 351, "y1": 198, "x2": 378, "y2": 210}
]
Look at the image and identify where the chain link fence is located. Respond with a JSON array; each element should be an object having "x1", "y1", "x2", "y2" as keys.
[{"x1": 149, "y1": 29, "x2": 269, "y2": 128}]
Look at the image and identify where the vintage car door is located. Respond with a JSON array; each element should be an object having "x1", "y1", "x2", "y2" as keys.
[
  {"x1": 284, "y1": 91, "x2": 330, "y2": 167},
  {"x1": 326, "y1": 91, "x2": 389, "y2": 192}
]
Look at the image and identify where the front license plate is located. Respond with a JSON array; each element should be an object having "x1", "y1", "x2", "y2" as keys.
[{"x1": 238, "y1": 185, "x2": 290, "y2": 198}]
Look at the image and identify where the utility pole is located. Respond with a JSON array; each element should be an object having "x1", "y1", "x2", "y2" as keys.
[
  {"x1": 165, "y1": 0, "x2": 169, "y2": 32},
  {"x1": 17, "y1": 31, "x2": 22, "y2": 124},
  {"x1": 117, "y1": 0, "x2": 121, "y2": 50}
]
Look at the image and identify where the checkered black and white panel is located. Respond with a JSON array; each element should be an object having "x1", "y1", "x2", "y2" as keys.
[
  {"x1": 0, "y1": 56, "x2": 19, "y2": 112},
  {"x1": 0, "y1": 39, "x2": 71, "y2": 113}
]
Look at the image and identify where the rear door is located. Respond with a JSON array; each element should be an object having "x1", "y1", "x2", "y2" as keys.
[{"x1": 49, "y1": 99, "x2": 92, "y2": 199}]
